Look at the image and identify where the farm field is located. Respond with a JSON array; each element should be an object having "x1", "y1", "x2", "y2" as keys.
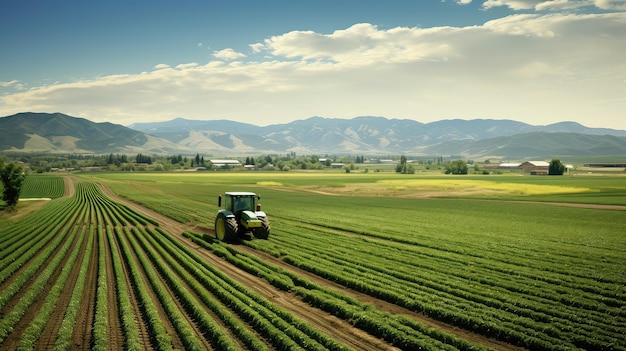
[{"x1": 1, "y1": 172, "x2": 625, "y2": 350}]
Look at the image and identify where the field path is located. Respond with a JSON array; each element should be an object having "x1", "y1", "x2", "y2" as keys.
[{"x1": 96, "y1": 181, "x2": 525, "y2": 351}]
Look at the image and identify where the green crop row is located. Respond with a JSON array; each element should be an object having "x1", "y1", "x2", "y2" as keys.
[
  {"x1": 54, "y1": 224, "x2": 94, "y2": 351},
  {"x1": 246, "y1": 216, "x2": 625, "y2": 350},
  {"x1": 105, "y1": 226, "x2": 142, "y2": 351},
  {"x1": 184, "y1": 232, "x2": 487, "y2": 351},
  {"x1": 15, "y1": 223, "x2": 87, "y2": 351},
  {"x1": 19, "y1": 175, "x2": 65, "y2": 199},
  {"x1": 152, "y1": 227, "x2": 347, "y2": 351},
  {"x1": 0, "y1": 205, "x2": 82, "y2": 345}
]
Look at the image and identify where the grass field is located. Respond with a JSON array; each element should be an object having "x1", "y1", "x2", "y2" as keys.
[{"x1": 1, "y1": 171, "x2": 625, "y2": 350}]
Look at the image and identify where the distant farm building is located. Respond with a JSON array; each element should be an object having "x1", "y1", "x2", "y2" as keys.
[
  {"x1": 580, "y1": 162, "x2": 626, "y2": 172},
  {"x1": 483, "y1": 162, "x2": 520, "y2": 171},
  {"x1": 518, "y1": 161, "x2": 550, "y2": 175},
  {"x1": 499, "y1": 162, "x2": 521, "y2": 169},
  {"x1": 583, "y1": 163, "x2": 626, "y2": 169},
  {"x1": 210, "y1": 159, "x2": 242, "y2": 168}
]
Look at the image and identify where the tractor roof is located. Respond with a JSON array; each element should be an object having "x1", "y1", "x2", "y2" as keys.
[{"x1": 224, "y1": 192, "x2": 257, "y2": 196}]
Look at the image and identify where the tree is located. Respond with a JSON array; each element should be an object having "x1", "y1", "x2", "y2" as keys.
[
  {"x1": 396, "y1": 155, "x2": 407, "y2": 173},
  {"x1": 0, "y1": 161, "x2": 26, "y2": 209},
  {"x1": 549, "y1": 158, "x2": 565, "y2": 175},
  {"x1": 395, "y1": 155, "x2": 414, "y2": 174},
  {"x1": 444, "y1": 160, "x2": 468, "y2": 174}
]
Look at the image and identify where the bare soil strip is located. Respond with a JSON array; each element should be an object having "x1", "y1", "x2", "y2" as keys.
[
  {"x1": 97, "y1": 181, "x2": 525, "y2": 351},
  {"x1": 70, "y1": 226, "x2": 97, "y2": 350},
  {"x1": 111, "y1": 230, "x2": 154, "y2": 350},
  {"x1": 102, "y1": 226, "x2": 125, "y2": 351}
]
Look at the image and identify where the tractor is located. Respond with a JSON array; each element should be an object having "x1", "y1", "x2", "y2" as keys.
[{"x1": 214, "y1": 192, "x2": 270, "y2": 242}]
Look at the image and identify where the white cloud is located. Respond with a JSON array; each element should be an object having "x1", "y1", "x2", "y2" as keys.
[
  {"x1": 175, "y1": 62, "x2": 199, "y2": 69},
  {"x1": 482, "y1": 0, "x2": 626, "y2": 10},
  {"x1": 255, "y1": 23, "x2": 460, "y2": 65},
  {"x1": 0, "y1": 13, "x2": 625, "y2": 129},
  {"x1": 213, "y1": 49, "x2": 247, "y2": 60},
  {"x1": 0, "y1": 80, "x2": 20, "y2": 87},
  {"x1": 595, "y1": 0, "x2": 626, "y2": 10},
  {"x1": 483, "y1": 0, "x2": 542, "y2": 10},
  {"x1": 513, "y1": 61, "x2": 572, "y2": 78},
  {"x1": 536, "y1": 0, "x2": 595, "y2": 10},
  {"x1": 0, "y1": 80, "x2": 25, "y2": 91}
]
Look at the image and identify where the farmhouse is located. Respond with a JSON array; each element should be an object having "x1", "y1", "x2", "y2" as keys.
[{"x1": 518, "y1": 161, "x2": 549, "y2": 175}]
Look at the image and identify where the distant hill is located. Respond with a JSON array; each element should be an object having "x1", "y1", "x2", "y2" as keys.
[
  {"x1": 130, "y1": 115, "x2": 626, "y2": 158},
  {"x1": 0, "y1": 112, "x2": 186, "y2": 154},
  {"x1": 2, "y1": 112, "x2": 626, "y2": 158}
]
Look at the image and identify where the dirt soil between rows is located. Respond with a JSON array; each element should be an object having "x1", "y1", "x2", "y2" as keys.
[{"x1": 95, "y1": 179, "x2": 526, "y2": 351}]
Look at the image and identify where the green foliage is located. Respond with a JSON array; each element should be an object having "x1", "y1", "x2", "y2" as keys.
[
  {"x1": 549, "y1": 158, "x2": 565, "y2": 175},
  {"x1": 19, "y1": 175, "x2": 64, "y2": 199},
  {"x1": 0, "y1": 161, "x2": 26, "y2": 208},
  {"x1": 395, "y1": 155, "x2": 415, "y2": 174},
  {"x1": 135, "y1": 153, "x2": 152, "y2": 164},
  {"x1": 444, "y1": 159, "x2": 468, "y2": 174}
]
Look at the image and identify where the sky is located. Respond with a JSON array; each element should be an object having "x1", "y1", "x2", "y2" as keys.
[{"x1": 1, "y1": 0, "x2": 625, "y2": 130}]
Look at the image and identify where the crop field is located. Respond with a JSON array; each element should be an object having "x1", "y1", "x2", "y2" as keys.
[
  {"x1": 19, "y1": 175, "x2": 66, "y2": 199},
  {"x1": 1, "y1": 172, "x2": 625, "y2": 350}
]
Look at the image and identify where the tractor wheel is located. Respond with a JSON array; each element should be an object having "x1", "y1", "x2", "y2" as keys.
[
  {"x1": 255, "y1": 217, "x2": 271, "y2": 239},
  {"x1": 215, "y1": 214, "x2": 238, "y2": 242}
]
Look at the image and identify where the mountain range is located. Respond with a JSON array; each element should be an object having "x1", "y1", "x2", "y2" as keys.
[{"x1": 2, "y1": 112, "x2": 626, "y2": 159}]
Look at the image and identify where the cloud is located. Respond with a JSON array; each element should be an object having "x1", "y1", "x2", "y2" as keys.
[
  {"x1": 0, "y1": 80, "x2": 19, "y2": 87},
  {"x1": 482, "y1": 0, "x2": 543, "y2": 10},
  {"x1": 213, "y1": 49, "x2": 247, "y2": 60},
  {"x1": 482, "y1": 0, "x2": 626, "y2": 10},
  {"x1": 0, "y1": 80, "x2": 25, "y2": 91},
  {"x1": 0, "y1": 13, "x2": 625, "y2": 129},
  {"x1": 175, "y1": 62, "x2": 199, "y2": 69},
  {"x1": 595, "y1": 0, "x2": 626, "y2": 10},
  {"x1": 254, "y1": 23, "x2": 459, "y2": 65}
]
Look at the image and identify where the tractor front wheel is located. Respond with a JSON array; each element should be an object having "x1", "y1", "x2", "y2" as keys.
[
  {"x1": 255, "y1": 217, "x2": 271, "y2": 239},
  {"x1": 215, "y1": 213, "x2": 238, "y2": 242}
]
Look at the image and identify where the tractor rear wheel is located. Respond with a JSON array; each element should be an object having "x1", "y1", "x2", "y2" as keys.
[
  {"x1": 215, "y1": 213, "x2": 238, "y2": 242},
  {"x1": 255, "y1": 217, "x2": 271, "y2": 239}
]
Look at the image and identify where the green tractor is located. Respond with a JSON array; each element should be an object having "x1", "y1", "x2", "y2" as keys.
[{"x1": 214, "y1": 192, "x2": 270, "y2": 242}]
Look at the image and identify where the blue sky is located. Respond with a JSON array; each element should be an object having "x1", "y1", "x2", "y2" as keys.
[{"x1": 1, "y1": 0, "x2": 625, "y2": 129}]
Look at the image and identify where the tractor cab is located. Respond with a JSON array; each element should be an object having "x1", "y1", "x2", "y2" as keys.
[
  {"x1": 215, "y1": 192, "x2": 270, "y2": 242},
  {"x1": 221, "y1": 192, "x2": 258, "y2": 214}
]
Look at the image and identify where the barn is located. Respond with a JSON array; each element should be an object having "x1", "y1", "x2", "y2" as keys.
[{"x1": 518, "y1": 161, "x2": 549, "y2": 175}]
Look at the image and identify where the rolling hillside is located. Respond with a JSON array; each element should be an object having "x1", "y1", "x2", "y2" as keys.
[
  {"x1": 0, "y1": 112, "x2": 187, "y2": 154},
  {"x1": 130, "y1": 116, "x2": 626, "y2": 158},
  {"x1": 2, "y1": 112, "x2": 626, "y2": 158}
]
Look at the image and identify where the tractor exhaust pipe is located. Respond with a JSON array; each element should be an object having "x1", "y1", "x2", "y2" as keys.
[{"x1": 218, "y1": 195, "x2": 222, "y2": 207}]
